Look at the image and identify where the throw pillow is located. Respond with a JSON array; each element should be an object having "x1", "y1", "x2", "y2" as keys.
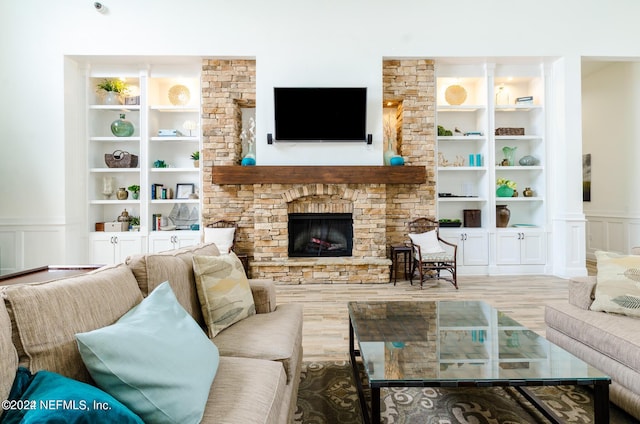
[
  {"x1": 1, "y1": 367, "x2": 143, "y2": 424},
  {"x1": 590, "y1": 250, "x2": 640, "y2": 317},
  {"x1": 203, "y1": 227, "x2": 235, "y2": 254},
  {"x1": 75, "y1": 282, "x2": 219, "y2": 424},
  {"x1": 192, "y1": 253, "x2": 256, "y2": 338},
  {"x1": 408, "y1": 230, "x2": 445, "y2": 257}
]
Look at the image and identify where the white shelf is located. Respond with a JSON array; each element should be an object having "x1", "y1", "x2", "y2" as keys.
[
  {"x1": 438, "y1": 197, "x2": 487, "y2": 202},
  {"x1": 495, "y1": 166, "x2": 543, "y2": 171},
  {"x1": 150, "y1": 105, "x2": 198, "y2": 112},
  {"x1": 494, "y1": 197, "x2": 543, "y2": 202},
  {"x1": 90, "y1": 200, "x2": 141, "y2": 205},
  {"x1": 89, "y1": 105, "x2": 141, "y2": 111},
  {"x1": 438, "y1": 166, "x2": 487, "y2": 171},
  {"x1": 495, "y1": 104, "x2": 542, "y2": 112},
  {"x1": 437, "y1": 105, "x2": 486, "y2": 112},
  {"x1": 438, "y1": 136, "x2": 486, "y2": 142},
  {"x1": 495, "y1": 135, "x2": 542, "y2": 141},
  {"x1": 150, "y1": 136, "x2": 199, "y2": 142},
  {"x1": 150, "y1": 168, "x2": 199, "y2": 173},
  {"x1": 90, "y1": 136, "x2": 141, "y2": 142},
  {"x1": 90, "y1": 168, "x2": 140, "y2": 173},
  {"x1": 150, "y1": 199, "x2": 200, "y2": 204}
]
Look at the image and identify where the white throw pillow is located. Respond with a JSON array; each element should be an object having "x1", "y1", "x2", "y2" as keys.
[
  {"x1": 203, "y1": 227, "x2": 235, "y2": 254},
  {"x1": 590, "y1": 250, "x2": 640, "y2": 318},
  {"x1": 409, "y1": 230, "x2": 445, "y2": 256}
]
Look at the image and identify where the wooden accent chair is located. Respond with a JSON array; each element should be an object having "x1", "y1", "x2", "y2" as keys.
[
  {"x1": 407, "y1": 217, "x2": 458, "y2": 289},
  {"x1": 204, "y1": 220, "x2": 238, "y2": 253}
]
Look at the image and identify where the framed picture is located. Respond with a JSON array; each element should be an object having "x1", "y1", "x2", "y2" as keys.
[
  {"x1": 583, "y1": 153, "x2": 591, "y2": 202},
  {"x1": 176, "y1": 183, "x2": 195, "y2": 199}
]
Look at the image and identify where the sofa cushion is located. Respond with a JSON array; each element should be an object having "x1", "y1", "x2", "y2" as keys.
[
  {"x1": 201, "y1": 356, "x2": 286, "y2": 424},
  {"x1": 1, "y1": 264, "x2": 142, "y2": 383},
  {"x1": 1, "y1": 367, "x2": 143, "y2": 424},
  {"x1": 193, "y1": 253, "x2": 256, "y2": 337},
  {"x1": 545, "y1": 301, "x2": 640, "y2": 374},
  {"x1": 0, "y1": 299, "x2": 17, "y2": 403},
  {"x1": 76, "y1": 282, "x2": 218, "y2": 424},
  {"x1": 126, "y1": 242, "x2": 221, "y2": 326},
  {"x1": 213, "y1": 303, "x2": 303, "y2": 383},
  {"x1": 591, "y1": 250, "x2": 640, "y2": 317}
]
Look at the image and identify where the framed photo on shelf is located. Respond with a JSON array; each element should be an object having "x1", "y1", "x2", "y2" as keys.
[{"x1": 176, "y1": 183, "x2": 195, "y2": 199}]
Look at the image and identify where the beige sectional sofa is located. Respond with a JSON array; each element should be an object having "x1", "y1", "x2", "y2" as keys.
[
  {"x1": 545, "y1": 276, "x2": 640, "y2": 420},
  {"x1": 0, "y1": 243, "x2": 303, "y2": 423}
]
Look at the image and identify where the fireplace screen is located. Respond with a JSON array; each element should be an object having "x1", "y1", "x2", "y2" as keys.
[{"x1": 288, "y1": 213, "x2": 353, "y2": 257}]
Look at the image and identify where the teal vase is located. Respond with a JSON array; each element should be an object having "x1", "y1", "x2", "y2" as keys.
[
  {"x1": 111, "y1": 113, "x2": 134, "y2": 137},
  {"x1": 390, "y1": 155, "x2": 404, "y2": 166},
  {"x1": 496, "y1": 185, "x2": 514, "y2": 197}
]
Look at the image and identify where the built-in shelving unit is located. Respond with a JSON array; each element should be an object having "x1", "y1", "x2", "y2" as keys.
[
  {"x1": 84, "y1": 62, "x2": 202, "y2": 264},
  {"x1": 435, "y1": 61, "x2": 548, "y2": 275}
]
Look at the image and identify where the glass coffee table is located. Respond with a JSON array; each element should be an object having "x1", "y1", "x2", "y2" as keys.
[{"x1": 348, "y1": 301, "x2": 610, "y2": 424}]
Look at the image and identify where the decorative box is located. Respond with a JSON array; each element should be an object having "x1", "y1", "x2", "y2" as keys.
[
  {"x1": 104, "y1": 222, "x2": 128, "y2": 232},
  {"x1": 495, "y1": 128, "x2": 525, "y2": 136}
]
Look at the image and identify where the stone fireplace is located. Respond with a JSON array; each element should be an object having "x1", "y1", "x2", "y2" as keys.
[{"x1": 201, "y1": 58, "x2": 436, "y2": 284}]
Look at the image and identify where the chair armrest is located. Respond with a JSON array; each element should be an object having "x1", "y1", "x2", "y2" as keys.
[
  {"x1": 249, "y1": 279, "x2": 277, "y2": 314},
  {"x1": 438, "y1": 236, "x2": 458, "y2": 256}
]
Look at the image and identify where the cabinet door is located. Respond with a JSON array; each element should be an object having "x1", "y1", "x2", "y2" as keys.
[
  {"x1": 520, "y1": 231, "x2": 546, "y2": 265},
  {"x1": 461, "y1": 232, "x2": 489, "y2": 266},
  {"x1": 90, "y1": 234, "x2": 116, "y2": 264},
  {"x1": 495, "y1": 232, "x2": 521, "y2": 265},
  {"x1": 148, "y1": 233, "x2": 175, "y2": 253},
  {"x1": 114, "y1": 234, "x2": 144, "y2": 262},
  {"x1": 175, "y1": 232, "x2": 200, "y2": 249}
]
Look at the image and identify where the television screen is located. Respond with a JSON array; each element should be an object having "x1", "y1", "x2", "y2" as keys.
[{"x1": 274, "y1": 87, "x2": 367, "y2": 141}]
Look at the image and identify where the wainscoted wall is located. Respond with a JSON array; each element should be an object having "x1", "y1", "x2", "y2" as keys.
[
  {"x1": 586, "y1": 214, "x2": 640, "y2": 259},
  {"x1": 201, "y1": 59, "x2": 436, "y2": 284}
]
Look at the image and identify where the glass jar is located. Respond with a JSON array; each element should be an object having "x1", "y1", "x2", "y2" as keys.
[{"x1": 111, "y1": 113, "x2": 134, "y2": 137}]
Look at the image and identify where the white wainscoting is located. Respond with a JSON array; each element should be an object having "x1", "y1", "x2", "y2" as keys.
[
  {"x1": 0, "y1": 225, "x2": 66, "y2": 274},
  {"x1": 585, "y1": 214, "x2": 640, "y2": 260}
]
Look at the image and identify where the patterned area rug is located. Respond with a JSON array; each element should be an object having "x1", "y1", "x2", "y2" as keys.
[{"x1": 294, "y1": 361, "x2": 638, "y2": 424}]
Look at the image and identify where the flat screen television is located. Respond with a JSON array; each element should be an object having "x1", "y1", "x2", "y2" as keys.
[{"x1": 274, "y1": 87, "x2": 367, "y2": 141}]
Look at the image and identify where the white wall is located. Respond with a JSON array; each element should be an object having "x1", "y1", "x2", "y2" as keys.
[
  {"x1": 582, "y1": 62, "x2": 640, "y2": 255},
  {"x1": 3, "y1": 0, "x2": 640, "y2": 268}
]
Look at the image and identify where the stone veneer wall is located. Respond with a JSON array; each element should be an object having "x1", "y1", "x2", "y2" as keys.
[{"x1": 201, "y1": 58, "x2": 436, "y2": 284}]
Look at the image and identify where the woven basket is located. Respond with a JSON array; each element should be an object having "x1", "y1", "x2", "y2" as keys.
[
  {"x1": 495, "y1": 127, "x2": 525, "y2": 136},
  {"x1": 105, "y1": 150, "x2": 138, "y2": 168}
]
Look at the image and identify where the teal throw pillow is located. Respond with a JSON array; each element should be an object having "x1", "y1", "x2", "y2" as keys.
[
  {"x1": 75, "y1": 282, "x2": 219, "y2": 424},
  {"x1": 1, "y1": 367, "x2": 143, "y2": 424}
]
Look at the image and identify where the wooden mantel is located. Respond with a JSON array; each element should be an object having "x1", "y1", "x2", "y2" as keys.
[{"x1": 212, "y1": 165, "x2": 427, "y2": 185}]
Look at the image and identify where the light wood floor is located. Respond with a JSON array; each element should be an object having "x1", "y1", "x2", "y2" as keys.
[{"x1": 275, "y1": 270, "x2": 594, "y2": 362}]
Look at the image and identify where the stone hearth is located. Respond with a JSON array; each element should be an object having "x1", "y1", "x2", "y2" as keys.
[{"x1": 201, "y1": 58, "x2": 436, "y2": 284}]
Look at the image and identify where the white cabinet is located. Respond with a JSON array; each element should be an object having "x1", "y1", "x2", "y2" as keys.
[
  {"x1": 496, "y1": 230, "x2": 546, "y2": 265},
  {"x1": 440, "y1": 229, "x2": 489, "y2": 268},
  {"x1": 89, "y1": 233, "x2": 145, "y2": 265},
  {"x1": 148, "y1": 231, "x2": 200, "y2": 253},
  {"x1": 84, "y1": 61, "x2": 203, "y2": 264}
]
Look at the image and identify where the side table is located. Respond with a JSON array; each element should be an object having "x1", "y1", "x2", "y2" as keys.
[
  {"x1": 388, "y1": 244, "x2": 411, "y2": 285},
  {"x1": 236, "y1": 253, "x2": 250, "y2": 278}
]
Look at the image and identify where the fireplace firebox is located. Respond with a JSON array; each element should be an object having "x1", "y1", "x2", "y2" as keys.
[{"x1": 288, "y1": 213, "x2": 353, "y2": 257}]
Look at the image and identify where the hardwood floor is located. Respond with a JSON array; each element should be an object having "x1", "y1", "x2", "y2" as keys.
[{"x1": 275, "y1": 273, "x2": 589, "y2": 362}]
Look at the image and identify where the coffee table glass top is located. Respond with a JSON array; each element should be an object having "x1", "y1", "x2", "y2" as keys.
[{"x1": 348, "y1": 301, "x2": 609, "y2": 385}]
